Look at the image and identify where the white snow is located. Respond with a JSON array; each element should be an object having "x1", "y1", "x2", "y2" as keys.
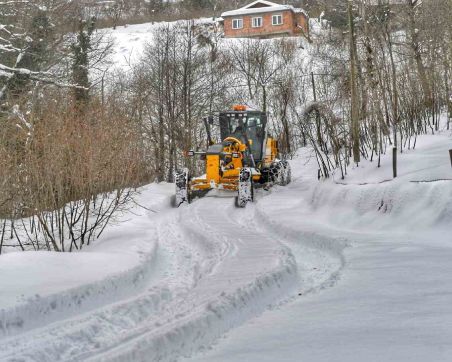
[
  {"x1": 221, "y1": 1, "x2": 308, "y2": 18},
  {"x1": 104, "y1": 18, "x2": 215, "y2": 72},
  {"x1": 105, "y1": 22, "x2": 157, "y2": 70},
  {"x1": 0, "y1": 184, "x2": 172, "y2": 338},
  {"x1": 1, "y1": 120, "x2": 450, "y2": 361},
  {"x1": 0, "y1": 184, "x2": 299, "y2": 361}
]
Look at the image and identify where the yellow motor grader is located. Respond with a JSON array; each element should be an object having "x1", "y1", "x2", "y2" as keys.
[{"x1": 173, "y1": 105, "x2": 291, "y2": 208}]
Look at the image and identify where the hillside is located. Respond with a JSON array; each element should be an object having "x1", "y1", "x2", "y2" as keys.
[{"x1": 1, "y1": 4, "x2": 452, "y2": 361}]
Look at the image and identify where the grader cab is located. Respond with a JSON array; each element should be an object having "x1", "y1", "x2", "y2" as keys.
[{"x1": 173, "y1": 105, "x2": 291, "y2": 208}]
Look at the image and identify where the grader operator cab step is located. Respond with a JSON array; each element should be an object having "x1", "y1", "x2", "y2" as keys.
[{"x1": 173, "y1": 105, "x2": 291, "y2": 208}]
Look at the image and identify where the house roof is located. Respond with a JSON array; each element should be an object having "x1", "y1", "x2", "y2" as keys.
[
  {"x1": 221, "y1": 1, "x2": 308, "y2": 18},
  {"x1": 243, "y1": 0, "x2": 281, "y2": 8}
]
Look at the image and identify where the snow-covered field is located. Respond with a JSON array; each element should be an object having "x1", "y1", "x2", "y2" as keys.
[
  {"x1": 104, "y1": 18, "x2": 217, "y2": 71},
  {"x1": 106, "y1": 22, "x2": 156, "y2": 70},
  {"x1": 1, "y1": 20, "x2": 451, "y2": 362}
]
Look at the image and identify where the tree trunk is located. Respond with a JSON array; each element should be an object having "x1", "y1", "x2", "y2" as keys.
[{"x1": 348, "y1": 1, "x2": 360, "y2": 163}]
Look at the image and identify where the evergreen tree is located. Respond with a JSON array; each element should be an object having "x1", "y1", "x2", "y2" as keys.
[
  {"x1": 71, "y1": 17, "x2": 96, "y2": 104},
  {"x1": 1, "y1": 8, "x2": 54, "y2": 99}
]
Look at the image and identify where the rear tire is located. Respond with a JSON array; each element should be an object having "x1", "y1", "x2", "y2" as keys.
[{"x1": 268, "y1": 162, "x2": 281, "y2": 184}]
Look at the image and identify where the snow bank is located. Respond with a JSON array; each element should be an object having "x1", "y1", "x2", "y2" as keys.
[
  {"x1": 308, "y1": 178, "x2": 452, "y2": 233},
  {"x1": 0, "y1": 244, "x2": 157, "y2": 337},
  {"x1": 0, "y1": 183, "x2": 173, "y2": 338},
  {"x1": 293, "y1": 130, "x2": 452, "y2": 236}
]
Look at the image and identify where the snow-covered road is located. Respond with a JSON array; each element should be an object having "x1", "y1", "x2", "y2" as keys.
[
  {"x1": 191, "y1": 179, "x2": 452, "y2": 362},
  {"x1": 0, "y1": 182, "x2": 342, "y2": 361},
  {"x1": 0, "y1": 130, "x2": 451, "y2": 362}
]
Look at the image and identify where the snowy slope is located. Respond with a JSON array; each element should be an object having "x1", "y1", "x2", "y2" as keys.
[
  {"x1": 106, "y1": 22, "x2": 157, "y2": 70},
  {"x1": 104, "y1": 18, "x2": 217, "y2": 71},
  {"x1": 0, "y1": 184, "x2": 173, "y2": 337}
]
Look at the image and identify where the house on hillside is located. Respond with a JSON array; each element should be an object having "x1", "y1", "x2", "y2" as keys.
[{"x1": 219, "y1": 0, "x2": 309, "y2": 39}]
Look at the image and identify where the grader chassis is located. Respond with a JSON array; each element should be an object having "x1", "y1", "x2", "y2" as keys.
[{"x1": 173, "y1": 106, "x2": 291, "y2": 208}]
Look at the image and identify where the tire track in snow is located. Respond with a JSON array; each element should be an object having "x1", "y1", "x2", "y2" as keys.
[
  {"x1": 253, "y1": 189, "x2": 347, "y2": 295},
  {"x1": 83, "y1": 197, "x2": 298, "y2": 361},
  {"x1": 0, "y1": 216, "x2": 207, "y2": 362},
  {"x1": 0, "y1": 195, "x2": 298, "y2": 362},
  {"x1": 224, "y1": 185, "x2": 346, "y2": 302},
  {"x1": 0, "y1": 183, "x2": 349, "y2": 362}
]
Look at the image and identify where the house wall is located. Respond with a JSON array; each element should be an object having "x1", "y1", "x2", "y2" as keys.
[
  {"x1": 224, "y1": 10, "x2": 300, "y2": 38},
  {"x1": 293, "y1": 13, "x2": 309, "y2": 36}
]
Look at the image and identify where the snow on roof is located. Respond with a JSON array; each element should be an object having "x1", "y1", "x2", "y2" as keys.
[
  {"x1": 294, "y1": 8, "x2": 307, "y2": 15},
  {"x1": 243, "y1": 0, "x2": 281, "y2": 8},
  {"x1": 221, "y1": 1, "x2": 308, "y2": 18}
]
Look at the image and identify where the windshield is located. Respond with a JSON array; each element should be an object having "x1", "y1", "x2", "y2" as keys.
[
  {"x1": 223, "y1": 114, "x2": 264, "y2": 135},
  {"x1": 218, "y1": 112, "x2": 266, "y2": 161},
  {"x1": 245, "y1": 116, "x2": 265, "y2": 160}
]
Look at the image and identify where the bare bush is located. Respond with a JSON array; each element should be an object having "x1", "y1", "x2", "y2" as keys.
[{"x1": 0, "y1": 92, "x2": 147, "y2": 253}]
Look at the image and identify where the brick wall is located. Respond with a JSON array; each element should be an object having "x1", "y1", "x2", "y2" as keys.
[{"x1": 224, "y1": 10, "x2": 301, "y2": 38}]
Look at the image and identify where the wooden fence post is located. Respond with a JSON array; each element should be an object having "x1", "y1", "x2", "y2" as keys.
[{"x1": 393, "y1": 147, "x2": 397, "y2": 178}]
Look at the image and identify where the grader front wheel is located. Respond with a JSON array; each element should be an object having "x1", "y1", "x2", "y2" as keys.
[
  {"x1": 236, "y1": 167, "x2": 254, "y2": 208},
  {"x1": 172, "y1": 168, "x2": 190, "y2": 207}
]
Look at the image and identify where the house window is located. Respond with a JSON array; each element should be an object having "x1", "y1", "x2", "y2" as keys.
[
  {"x1": 272, "y1": 14, "x2": 283, "y2": 26},
  {"x1": 232, "y1": 18, "x2": 243, "y2": 29},
  {"x1": 252, "y1": 17, "x2": 263, "y2": 28}
]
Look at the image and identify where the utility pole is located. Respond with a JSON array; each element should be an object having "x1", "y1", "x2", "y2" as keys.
[
  {"x1": 311, "y1": 72, "x2": 317, "y2": 102},
  {"x1": 311, "y1": 72, "x2": 322, "y2": 148},
  {"x1": 348, "y1": 0, "x2": 360, "y2": 164},
  {"x1": 393, "y1": 147, "x2": 397, "y2": 178}
]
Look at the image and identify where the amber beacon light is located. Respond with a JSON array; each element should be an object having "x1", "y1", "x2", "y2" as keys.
[{"x1": 233, "y1": 105, "x2": 247, "y2": 111}]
